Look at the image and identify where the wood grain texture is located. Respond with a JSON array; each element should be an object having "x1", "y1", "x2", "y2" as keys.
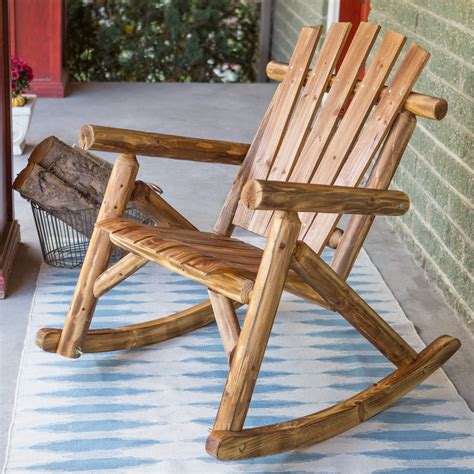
[
  {"x1": 287, "y1": 23, "x2": 382, "y2": 195},
  {"x1": 207, "y1": 335, "x2": 460, "y2": 460},
  {"x1": 299, "y1": 29, "x2": 406, "y2": 242},
  {"x1": 233, "y1": 26, "x2": 322, "y2": 229},
  {"x1": 94, "y1": 188, "x2": 197, "y2": 297},
  {"x1": 97, "y1": 218, "x2": 331, "y2": 308},
  {"x1": 214, "y1": 212, "x2": 301, "y2": 431},
  {"x1": 80, "y1": 124, "x2": 250, "y2": 165},
  {"x1": 241, "y1": 179, "x2": 410, "y2": 215},
  {"x1": 208, "y1": 290, "x2": 241, "y2": 360},
  {"x1": 292, "y1": 241, "x2": 417, "y2": 367},
  {"x1": 37, "y1": 300, "x2": 224, "y2": 353},
  {"x1": 213, "y1": 86, "x2": 278, "y2": 236},
  {"x1": 247, "y1": 22, "x2": 352, "y2": 234},
  {"x1": 266, "y1": 61, "x2": 448, "y2": 120},
  {"x1": 55, "y1": 154, "x2": 139, "y2": 358},
  {"x1": 331, "y1": 111, "x2": 417, "y2": 279},
  {"x1": 303, "y1": 43, "x2": 430, "y2": 252}
]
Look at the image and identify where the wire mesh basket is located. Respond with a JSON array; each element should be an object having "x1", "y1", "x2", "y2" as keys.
[{"x1": 31, "y1": 202, "x2": 154, "y2": 268}]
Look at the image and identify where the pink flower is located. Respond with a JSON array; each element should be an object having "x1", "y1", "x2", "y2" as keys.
[{"x1": 10, "y1": 56, "x2": 33, "y2": 94}]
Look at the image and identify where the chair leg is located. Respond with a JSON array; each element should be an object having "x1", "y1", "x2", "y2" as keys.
[
  {"x1": 54, "y1": 154, "x2": 139, "y2": 358},
  {"x1": 292, "y1": 241, "x2": 417, "y2": 367},
  {"x1": 207, "y1": 335, "x2": 460, "y2": 460},
  {"x1": 208, "y1": 290, "x2": 241, "y2": 361},
  {"x1": 37, "y1": 300, "x2": 221, "y2": 353},
  {"x1": 213, "y1": 212, "x2": 300, "y2": 431}
]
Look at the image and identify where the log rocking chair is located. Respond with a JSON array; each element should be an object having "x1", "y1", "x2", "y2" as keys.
[{"x1": 36, "y1": 23, "x2": 460, "y2": 460}]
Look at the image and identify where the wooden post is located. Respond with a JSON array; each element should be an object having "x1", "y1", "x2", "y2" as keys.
[
  {"x1": 214, "y1": 212, "x2": 300, "y2": 431},
  {"x1": 331, "y1": 111, "x2": 417, "y2": 279},
  {"x1": 56, "y1": 154, "x2": 139, "y2": 358},
  {"x1": 293, "y1": 241, "x2": 417, "y2": 367},
  {"x1": 0, "y1": 0, "x2": 20, "y2": 299},
  {"x1": 208, "y1": 289, "x2": 241, "y2": 360}
]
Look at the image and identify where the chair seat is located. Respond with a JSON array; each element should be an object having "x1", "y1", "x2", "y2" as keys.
[{"x1": 97, "y1": 218, "x2": 330, "y2": 307}]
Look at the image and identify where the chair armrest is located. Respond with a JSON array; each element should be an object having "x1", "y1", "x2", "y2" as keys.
[
  {"x1": 241, "y1": 180, "x2": 410, "y2": 216},
  {"x1": 79, "y1": 124, "x2": 250, "y2": 165}
]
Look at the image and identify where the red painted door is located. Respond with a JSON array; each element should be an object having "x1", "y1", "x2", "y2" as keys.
[
  {"x1": 337, "y1": 0, "x2": 371, "y2": 72},
  {"x1": 9, "y1": 0, "x2": 67, "y2": 97}
]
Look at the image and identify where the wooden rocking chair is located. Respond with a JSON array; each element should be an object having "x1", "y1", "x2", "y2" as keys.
[{"x1": 36, "y1": 23, "x2": 460, "y2": 460}]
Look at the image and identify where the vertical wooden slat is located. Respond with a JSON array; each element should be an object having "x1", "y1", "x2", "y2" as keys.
[
  {"x1": 304, "y1": 45, "x2": 430, "y2": 252},
  {"x1": 247, "y1": 22, "x2": 352, "y2": 235},
  {"x1": 233, "y1": 26, "x2": 322, "y2": 229},
  {"x1": 298, "y1": 29, "x2": 407, "y2": 240},
  {"x1": 287, "y1": 23, "x2": 382, "y2": 188}
]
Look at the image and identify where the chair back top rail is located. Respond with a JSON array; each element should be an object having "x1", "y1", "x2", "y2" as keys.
[
  {"x1": 266, "y1": 61, "x2": 447, "y2": 121},
  {"x1": 229, "y1": 22, "x2": 433, "y2": 258}
]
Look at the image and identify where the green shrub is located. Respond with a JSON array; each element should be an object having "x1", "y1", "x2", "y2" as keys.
[{"x1": 67, "y1": 0, "x2": 259, "y2": 83}]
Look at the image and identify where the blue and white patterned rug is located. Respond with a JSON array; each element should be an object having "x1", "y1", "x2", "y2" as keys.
[{"x1": 3, "y1": 247, "x2": 473, "y2": 473}]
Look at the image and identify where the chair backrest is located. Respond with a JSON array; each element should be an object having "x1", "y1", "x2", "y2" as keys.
[{"x1": 224, "y1": 22, "x2": 429, "y2": 256}]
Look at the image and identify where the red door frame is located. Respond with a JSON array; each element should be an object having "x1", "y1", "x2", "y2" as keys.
[
  {"x1": 0, "y1": 0, "x2": 20, "y2": 298},
  {"x1": 337, "y1": 0, "x2": 371, "y2": 71},
  {"x1": 9, "y1": 0, "x2": 67, "y2": 97}
]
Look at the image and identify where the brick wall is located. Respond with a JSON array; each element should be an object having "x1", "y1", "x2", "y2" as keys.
[
  {"x1": 270, "y1": 1, "x2": 473, "y2": 330},
  {"x1": 369, "y1": 0, "x2": 473, "y2": 330},
  {"x1": 271, "y1": 0, "x2": 328, "y2": 62}
]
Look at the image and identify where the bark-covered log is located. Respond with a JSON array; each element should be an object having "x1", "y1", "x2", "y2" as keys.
[
  {"x1": 13, "y1": 136, "x2": 167, "y2": 237},
  {"x1": 14, "y1": 136, "x2": 113, "y2": 208}
]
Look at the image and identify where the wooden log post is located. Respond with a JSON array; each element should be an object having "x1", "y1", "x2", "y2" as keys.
[
  {"x1": 56, "y1": 154, "x2": 139, "y2": 358},
  {"x1": 266, "y1": 61, "x2": 448, "y2": 120},
  {"x1": 214, "y1": 212, "x2": 300, "y2": 431},
  {"x1": 208, "y1": 289, "x2": 241, "y2": 361},
  {"x1": 80, "y1": 124, "x2": 250, "y2": 165},
  {"x1": 241, "y1": 180, "x2": 410, "y2": 215},
  {"x1": 292, "y1": 241, "x2": 417, "y2": 367},
  {"x1": 331, "y1": 111, "x2": 417, "y2": 279}
]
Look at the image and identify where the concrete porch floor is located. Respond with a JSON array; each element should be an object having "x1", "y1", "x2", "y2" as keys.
[{"x1": 1, "y1": 83, "x2": 472, "y2": 465}]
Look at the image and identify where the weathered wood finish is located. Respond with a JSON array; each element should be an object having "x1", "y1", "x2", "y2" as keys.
[
  {"x1": 241, "y1": 180, "x2": 410, "y2": 215},
  {"x1": 332, "y1": 111, "x2": 417, "y2": 279},
  {"x1": 214, "y1": 212, "x2": 301, "y2": 431},
  {"x1": 37, "y1": 300, "x2": 221, "y2": 353},
  {"x1": 55, "y1": 154, "x2": 139, "y2": 358},
  {"x1": 292, "y1": 241, "x2": 417, "y2": 367},
  {"x1": 80, "y1": 124, "x2": 250, "y2": 165},
  {"x1": 14, "y1": 136, "x2": 112, "y2": 206},
  {"x1": 206, "y1": 335, "x2": 460, "y2": 460},
  {"x1": 266, "y1": 61, "x2": 448, "y2": 120}
]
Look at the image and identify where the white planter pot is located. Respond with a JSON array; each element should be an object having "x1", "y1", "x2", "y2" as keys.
[{"x1": 12, "y1": 94, "x2": 37, "y2": 156}]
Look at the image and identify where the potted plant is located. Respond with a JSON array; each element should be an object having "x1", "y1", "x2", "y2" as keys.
[{"x1": 11, "y1": 56, "x2": 36, "y2": 155}]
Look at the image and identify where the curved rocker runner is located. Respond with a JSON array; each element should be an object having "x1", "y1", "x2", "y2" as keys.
[{"x1": 36, "y1": 22, "x2": 459, "y2": 460}]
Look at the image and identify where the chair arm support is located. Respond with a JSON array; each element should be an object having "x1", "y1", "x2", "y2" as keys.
[
  {"x1": 79, "y1": 124, "x2": 250, "y2": 165},
  {"x1": 241, "y1": 180, "x2": 410, "y2": 216}
]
